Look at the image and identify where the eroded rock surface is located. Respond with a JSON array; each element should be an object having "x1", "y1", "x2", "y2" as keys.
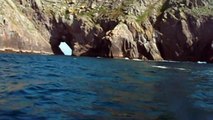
[
  {"x1": 101, "y1": 23, "x2": 138, "y2": 58},
  {"x1": 157, "y1": 0, "x2": 213, "y2": 62},
  {"x1": 0, "y1": 0, "x2": 212, "y2": 62},
  {"x1": 0, "y1": 0, "x2": 52, "y2": 54}
]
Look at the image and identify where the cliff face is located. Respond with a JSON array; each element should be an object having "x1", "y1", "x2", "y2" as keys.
[
  {"x1": 157, "y1": 0, "x2": 213, "y2": 62},
  {"x1": 0, "y1": 0, "x2": 52, "y2": 54},
  {"x1": 0, "y1": 0, "x2": 212, "y2": 62}
]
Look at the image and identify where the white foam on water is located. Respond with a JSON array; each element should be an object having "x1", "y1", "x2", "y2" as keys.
[
  {"x1": 152, "y1": 65, "x2": 168, "y2": 69},
  {"x1": 132, "y1": 59, "x2": 143, "y2": 62},
  {"x1": 197, "y1": 61, "x2": 207, "y2": 64},
  {"x1": 175, "y1": 67, "x2": 187, "y2": 71},
  {"x1": 160, "y1": 60, "x2": 180, "y2": 63},
  {"x1": 152, "y1": 66, "x2": 189, "y2": 71}
]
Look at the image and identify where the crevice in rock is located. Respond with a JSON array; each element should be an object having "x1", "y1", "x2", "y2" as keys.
[
  {"x1": 50, "y1": 38, "x2": 64, "y2": 55},
  {"x1": 200, "y1": 40, "x2": 213, "y2": 62},
  {"x1": 98, "y1": 19, "x2": 119, "y2": 32}
]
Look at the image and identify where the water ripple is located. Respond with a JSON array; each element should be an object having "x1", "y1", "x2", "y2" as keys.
[{"x1": 0, "y1": 53, "x2": 212, "y2": 120}]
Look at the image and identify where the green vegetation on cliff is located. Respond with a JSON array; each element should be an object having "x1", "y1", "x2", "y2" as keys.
[{"x1": 189, "y1": 6, "x2": 213, "y2": 16}]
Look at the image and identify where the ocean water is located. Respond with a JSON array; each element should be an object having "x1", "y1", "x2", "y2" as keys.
[{"x1": 0, "y1": 53, "x2": 212, "y2": 120}]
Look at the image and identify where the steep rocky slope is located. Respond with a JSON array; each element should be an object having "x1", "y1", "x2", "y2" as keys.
[
  {"x1": 156, "y1": 0, "x2": 213, "y2": 62},
  {"x1": 0, "y1": 0, "x2": 52, "y2": 54},
  {"x1": 0, "y1": 0, "x2": 212, "y2": 62}
]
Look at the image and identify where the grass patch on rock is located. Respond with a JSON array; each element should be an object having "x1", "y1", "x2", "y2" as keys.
[{"x1": 189, "y1": 6, "x2": 213, "y2": 16}]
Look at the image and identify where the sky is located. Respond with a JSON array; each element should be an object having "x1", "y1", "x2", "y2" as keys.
[{"x1": 59, "y1": 42, "x2": 72, "y2": 56}]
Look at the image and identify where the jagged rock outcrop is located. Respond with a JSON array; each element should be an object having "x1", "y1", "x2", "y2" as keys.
[
  {"x1": 101, "y1": 23, "x2": 139, "y2": 58},
  {"x1": 0, "y1": 0, "x2": 212, "y2": 62},
  {"x1": 156, "y1": 0, "x2": 213, "y2": 62}
]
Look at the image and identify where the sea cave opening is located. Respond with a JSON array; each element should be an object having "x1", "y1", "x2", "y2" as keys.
[
  {"x1": 58, "y1": 42, "x2": 72, "y2": 56},
  {"x1": 50, "y1": 38, "x2": 73, "y2": 56}
]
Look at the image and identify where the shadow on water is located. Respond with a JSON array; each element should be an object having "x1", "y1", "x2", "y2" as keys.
[{"x1": 0, "y1": 53, "x2": 212, "y2": 120}]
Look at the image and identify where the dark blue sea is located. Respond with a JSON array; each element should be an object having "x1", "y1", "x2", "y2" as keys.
[{"x1": 0, "y1": 53, "x2": 212, "y2": 120}]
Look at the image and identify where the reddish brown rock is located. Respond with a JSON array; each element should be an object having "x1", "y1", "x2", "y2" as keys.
[
  {"x1": 101, "y1": 23, "x2": 139, "y2": 58},
  {"x1": 157, "y1": 2, "x2": 213, "y2": 62}
]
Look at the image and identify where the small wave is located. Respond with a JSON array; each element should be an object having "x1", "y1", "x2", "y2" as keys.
[
  {"x1": 175, "y1": 68, "x2": 187, "y2": 71},
  {"x1": 0, "y1": 58, "x2": 10, "y2": 63},
  {"x1": 46, "y1": 73, "x2": 61, "y2": 78},
  {"x1": 152, "y1": 65, "x2": 168, "y2": 69},
  {"x1": 132, "y1": 59, "x2": 142, "y2": 62},
  {"x1": 197, "y1": 61, "x2": 207, "y2": 64},
  {"x1": 152, "y1": 66, "x2": 187, "y2": 71},
  {"x1": 160, "y1": 60, "x2": 180, "y2": 63}
]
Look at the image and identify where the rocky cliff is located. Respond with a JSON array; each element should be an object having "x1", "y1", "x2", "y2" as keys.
[
  {"x1": 0, "y1": 0, "x2": 212, "y2": 62},
  {"x1": 0, "y1": 0, "x2": 52, "y2": 54}
]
